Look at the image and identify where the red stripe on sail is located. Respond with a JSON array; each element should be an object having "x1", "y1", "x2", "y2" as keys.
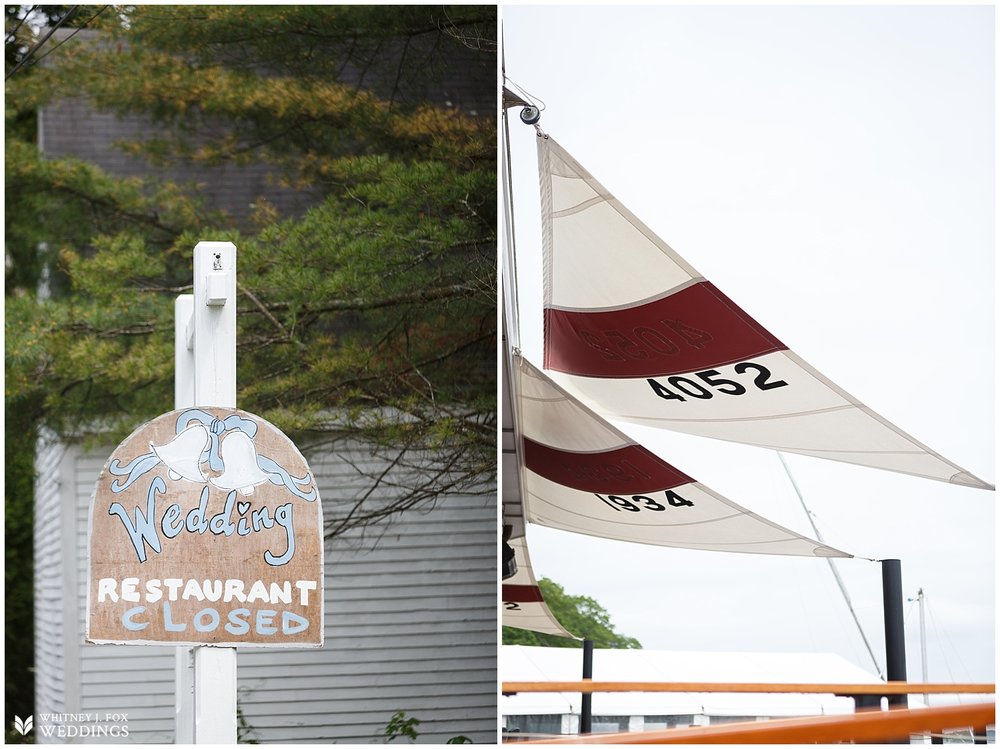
[
  {"x1": 502, "y1": 584, "x2": 545, "y2": 603},
  {"x1": 523, "y1": 437, "x2": 692, "y2": 493},
  {"x1": 544, "y1": 281, "x2": 787, "y2": 377}
]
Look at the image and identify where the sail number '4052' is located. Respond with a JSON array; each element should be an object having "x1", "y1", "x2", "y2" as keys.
[
  {"x1": 647, "y1": 363, "x2": 788, "y2": 403},
  {"x1": 595, "y1": 492, "x2": 695, "y2": 512}
]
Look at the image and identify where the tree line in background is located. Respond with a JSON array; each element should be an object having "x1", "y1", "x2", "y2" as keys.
[
  {"x1": 5, "y1": 4, "x2": 496, "y2": 733},
  {"x1": 503, "y1": 578, "x2": 642, "y2": 649}
]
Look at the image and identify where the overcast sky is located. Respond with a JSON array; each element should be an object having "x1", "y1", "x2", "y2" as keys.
[{"x1": 502, "y1": 4, "x2": 995, "y2": 691}]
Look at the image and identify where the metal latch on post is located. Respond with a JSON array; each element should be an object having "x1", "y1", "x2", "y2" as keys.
[{"x1": 205, "y1": 272, "x2": 230, "y2": 307}]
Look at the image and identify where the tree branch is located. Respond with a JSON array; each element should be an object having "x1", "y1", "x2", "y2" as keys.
[
  {"x1": 237, "y1": 279, "x2": 305, "y2": 349},
  {"x1": 236, "y1": 282, "x2": 482, "y2": 316}
]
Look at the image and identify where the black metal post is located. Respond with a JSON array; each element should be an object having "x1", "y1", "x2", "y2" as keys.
[
  {"x1": 881, "y1": 559, "x2": 907, "y2": 708},
  {"x1": 580, "y1": 639, "x2": 594, "y2": 734}
]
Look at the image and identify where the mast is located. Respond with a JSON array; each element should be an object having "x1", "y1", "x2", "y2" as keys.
[
  {"x1": 501, "y1": 81, "x2": 526, "y2": 577},
  {"x1": 907, "y1": 587, "x2": 930, "y2": 707}
]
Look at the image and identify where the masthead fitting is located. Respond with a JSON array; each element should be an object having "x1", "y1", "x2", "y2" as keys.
[{"x1": 519, "y1": 106, "x2": 541, "y2": 125}]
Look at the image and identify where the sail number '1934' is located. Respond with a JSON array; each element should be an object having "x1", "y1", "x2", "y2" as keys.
[
  {"x1": 647, "y1": 362, "x2": 788, "y2": 403},
  {"x1": 595, "y1": 491, "x2": 694, "y2": 512}
]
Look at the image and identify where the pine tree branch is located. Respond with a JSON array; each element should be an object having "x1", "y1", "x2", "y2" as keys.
[{"x1": 236, "y1": 283, "x2": 482, "y2": 316}]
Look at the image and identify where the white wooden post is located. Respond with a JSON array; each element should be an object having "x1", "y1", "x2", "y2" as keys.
[
  {"x1": 174, "y1": 294, "x2": 195, "y2": 408},
  {"x1": 174, "y1": 294, "x2": 196, "y2": 743},
  {"x1": 193, "y1": 241, "x2": 237, "y2": 406},
  {"x1": 187, "y1": 241, "x2": 238, "y2": 743}
]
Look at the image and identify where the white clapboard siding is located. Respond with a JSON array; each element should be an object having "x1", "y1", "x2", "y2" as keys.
[
  {"x1": 34, "y1": 432, "x2": 73, "y2": 722},
  {"x1": 74, "y1": 449, "x2": 206, "y2": 744},
  {"x1": 36, "y1": 436, "x2": 497, "y2": 744},
  {"x1": 235, "y1": 446, "x2": 497, "y2": 744}
]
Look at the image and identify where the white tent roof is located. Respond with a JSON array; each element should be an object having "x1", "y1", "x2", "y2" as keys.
[{"x1": 502, "y1": 645, "x2": 882, "y2": 718}]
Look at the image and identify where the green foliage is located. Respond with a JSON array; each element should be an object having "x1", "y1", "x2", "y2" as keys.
[
  {"x1": 5, "y1": 404, "x2": 36, "y2": 742},
  {"x1": 3, "y1": 727, "x2": 35, "y2": 746},
  {"x1": 236, "y1": 702, "x2": 260, "y2": 744},
  {"x1": 5, "y1": 5, "x2": 494, "y2": 730},
  {"x1": 5, "y1": 4, "x2": 496, "y2": 516},
  {"x1": 503, "y1": 578, "x2": 643, "y2": 649},
  {"x1": 384, "y1": 711, "x2": 421, "y2": 743},
  {"x1": 382, "y1": 711, "x2": 473, "y2": 744}
]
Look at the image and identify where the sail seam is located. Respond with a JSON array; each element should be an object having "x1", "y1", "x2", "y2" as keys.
[
  {"x1": 539, "y1": 137, "x2": 555, "y2": 369},
  {"x1": 545, "y1": 137, "x2": 704, "y2": 279},
  {"x1": 520, "y1": 443, "x2": 632, "y2": 456},
  {"x1": 545, "y1": 277, "x2": 703, "y2": 313},
  {"x1": 551, "y1": 195, "x2": 606, "y2": 218},
  {"x1": 611, "y1": 404, "x2": 858, "y2": 423},
  {"x1": 528, "y1": 515, "x2": 813, "y2": 548},
  {"x1": 526, "y1": 496, "x2": 747, "y2": 529}
]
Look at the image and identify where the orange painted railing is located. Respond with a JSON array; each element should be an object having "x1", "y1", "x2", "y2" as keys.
[
  {"x1": 502, "y1": 680, "x2": 995, "y2": 695},
  {"x1": 502, "y1": 681, "x2": 995, "y2": 744},
  {"x1": 508, "y1": 702, "x2": 995, "y2": 744}
]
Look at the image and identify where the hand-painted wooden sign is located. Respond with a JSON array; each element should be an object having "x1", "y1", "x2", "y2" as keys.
[{"x1": 87, "y1": 407, "x2": 324, "y2": 647}]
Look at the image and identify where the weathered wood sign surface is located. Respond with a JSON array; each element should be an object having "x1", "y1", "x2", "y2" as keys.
[{"x1": 87, "y1": 407, "x2": 324, "y2": 647}]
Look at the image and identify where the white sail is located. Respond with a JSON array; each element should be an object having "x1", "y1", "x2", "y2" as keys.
[
  {"x1": 503, "y1": 330, "x2": 573, "y2": 638},
  {"x1": 503, "y1": 536, "x2": 576, "y2": 638},
  {"x1": 513, "y1": 355, "x2": 848, "y2": 558},
  {"x1": 502, "y1": 346, "x2": 525, "y2": 542},
  {"x1": 538, "y1": 135, "x2": 992, "y2": 490}
]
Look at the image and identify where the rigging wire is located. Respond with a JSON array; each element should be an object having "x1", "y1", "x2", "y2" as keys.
[
  {"x1": 501, "y1": 101, "x2": 521, "y2": 352},
  {"x1": 499, "y1": 36, "x2": 527, "y2": 543},
  {"x1": 924, "y1": 592, "x2": 975, "y2": 704},
  {"x1": 501, "y1": 72, "x2": 550, "y2": 354},
  {"x1": 777, "y1": 451, "x2": 884, "y2": 679},
  {"x1": 5, "y1": 5, "x2": 79, "y2": 81},
  {"x1": 505, "y1": 77, "x2": 546, "y2": 115},
  {"x1": 17, "y1": 6, "x2": 110, "y2": 77},
  {"x1": 5, "y1": 5, "x2": 39, "y2": 49},
  {"x1": 500, "y1": 61, "x2": 526, "y2": 352}
]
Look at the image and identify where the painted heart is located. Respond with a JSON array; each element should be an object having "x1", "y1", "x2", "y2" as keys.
[{"x1": 237, "y1": 501, "x2": 251, "y2": 515}]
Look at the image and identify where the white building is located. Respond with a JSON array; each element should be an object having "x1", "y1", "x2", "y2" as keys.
[{"x1": 501, "y1": 644, "x2": 882, "y2": 738}]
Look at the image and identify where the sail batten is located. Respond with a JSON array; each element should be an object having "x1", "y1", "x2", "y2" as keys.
[{"x1": 538, "y1": 135, "x2": 993, "y2": 491}]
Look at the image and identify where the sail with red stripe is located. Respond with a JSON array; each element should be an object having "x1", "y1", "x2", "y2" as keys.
[
  {"x1": 502, "y1": 536, "x2": 576, "y2": 638},
  {"x1": 513, "y1": 355, "x2": 848, "y2": 557},
  {"x1": 538, "y1": 135, "x2": 992, "y2": 490}
]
